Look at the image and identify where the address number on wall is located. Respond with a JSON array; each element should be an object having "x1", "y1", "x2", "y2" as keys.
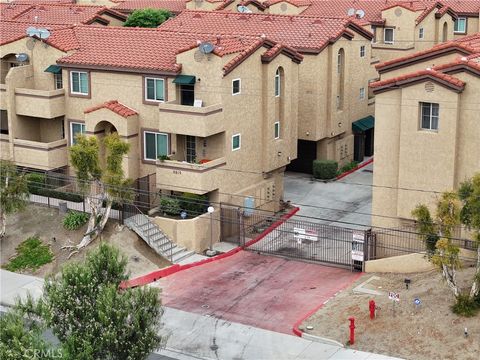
[{"x1": 173, "y1": 170, "x2": 182, "y2": 175}]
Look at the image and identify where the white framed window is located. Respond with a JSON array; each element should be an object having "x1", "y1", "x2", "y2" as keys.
[
  {"x1": 54, "y1": 72, "x2": 63, "y2": 90},
  {"x1": 359, "y1": 87, "x2": 365, "y2": 100},
  {"x1": 144, "y1": 131, "x2": 168, "y2": 160},
  {"x1": 145, "y1": 77, "x2": 165, "y2": 102},
  {"x1": 274, "y1": 69, "x2": 281, "y2": 97},
  {"x1": 274, "y1": 121, "x2": 280, "y2": 139},
  {"x1": 360, "y1": 45, "x2": 365, "y2": 58},
  {"x1": 384, "y1": 28, "x2": 394, "y2": 44},
  {"x1": 454, "y1": 18, "x2": 466, "y2": 33},
  {"x1": 232, "y1": 133, "x2": 241, "y2": 151},
  {"x1": 419, "y1": 27, "x2": 424, "y2": 39},
  {"x1": 70, "y1": 71, "x2": 88, "y2": 95},
  {"x1": 232, "y1": 79, "x2": 241, "y2": 95},
  {"x1": 420, "y1": 102, "x2": 439, "y2": 131},
  {"x1": 70, "y1": 122, "x2": 85, "y2": 145}
]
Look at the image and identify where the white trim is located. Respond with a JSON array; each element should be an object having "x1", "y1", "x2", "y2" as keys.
[
  {"x1": 70, "y1": 122, "x2": 85, "y2": 145},
  {"x1": 70, "y1": 71, "x2": 88, "y2": 95},
  {"x1": 420, "y1": 102, "x2": 439, "y2": 131},
  {"x1": 145, "y1": 77, "x2": 165, "y2": 102},
  {"x1": 359, "y1": 87, "x2": 365, "y2": 100},
  {"x1": 274, "y1": 69, "x2": 281, "y2": 97},
  {"x1": 384, "y1": 28, "x2": 394, "y2": 44},
  {"x1": 232, "y1": 133, "x2": 241, "y2": 151},
  {"x1": 144, "y1": 131, "x2": 169, "y2": 161},
  {"x1": 232, "y1": 78, "x2": 241, "y2": 96},
  {"x1": 454, "y1": 17, "x2": 467, "y2": 33},
  {"x1": 274, "y1": 121, "x2": 280, "y2": 139}
]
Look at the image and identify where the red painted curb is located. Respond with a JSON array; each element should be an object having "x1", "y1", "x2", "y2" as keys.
[
  {"x1": 292, "y1": 271, "x2": 364, "y2": 337},
  {"x1": 336, "y1": 158, "x2": 374, "y2": 181},
  {"x1": 120, "y1": 206, "x2": 300, "y2": 289}
]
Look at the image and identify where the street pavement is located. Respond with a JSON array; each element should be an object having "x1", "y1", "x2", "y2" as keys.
[
  {"x1": 1, "y1": 269, "x2": 402, "y2": 360},
  {"x1": 284, "y1": 160, "x2": 373, "y2": 229}
]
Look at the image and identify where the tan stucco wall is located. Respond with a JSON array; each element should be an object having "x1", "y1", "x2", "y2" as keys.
[
  {"x1": 153, "y1": 210, "x2": 220, "y2": 252},
  {"x1": 365, "y1": 253, "x2": 435, "y2": 273}
]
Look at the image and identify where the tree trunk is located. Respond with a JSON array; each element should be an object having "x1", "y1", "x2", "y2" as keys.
[
  {"x1": 442, "y1": 263, "x2": 459, "y2": 298},
  {"x1": 469, "y1": 245, "x2": 480, "y2": 299},
  {"x1": 0, "y1": 210, "x2": 5, "y2": 238}
]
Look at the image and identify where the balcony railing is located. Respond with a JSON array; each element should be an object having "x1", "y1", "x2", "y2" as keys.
[
  {"x1": 15, "y1": 88, "x2": 65, "y2": 118},
  {"x1": 158, "y1": 101, "x2": 224, "y2": 137},
  {"x1": 13, "y1": 138, "x2": 68, "y2": 170},
  {"x1": 156, "y1": 157, "x2": 226, "y2": 194}
]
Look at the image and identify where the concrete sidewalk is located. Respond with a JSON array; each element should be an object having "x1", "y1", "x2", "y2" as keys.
[{"x1": 0, "y1": 269, "x2": 402, "y2": 360}]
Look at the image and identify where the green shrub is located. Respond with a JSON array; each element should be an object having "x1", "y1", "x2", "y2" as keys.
[
  {"x1": 451, "y1": 294, "x2": 480, "y2": 317},
  {"x1": 25, "y1": 172, "x2": 45, "y2": 193},
  {"x1": 338, "y1": 161, "x2": 359, "y2": 175},
  {"x1": 159, "y1": 197, "x2": 181, "y2": 216},
  {"x1": 312, "y1": 160, "x2": 338, "y2": 180},
  {"x1": 4, "y1": 237, "x2": 53, "y2": 272},
  {"x1": 63, "y1": 211, "x2": 89, "y2": 230},
  {"x1": 179, "y1": 192, "x2": 208, "y2": 216}
]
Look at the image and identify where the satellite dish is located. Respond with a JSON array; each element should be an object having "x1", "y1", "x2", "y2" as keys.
[
  {"x1": 347, "y1": 8, "x2": 355, "y2": 16},
  {"x1": 198, "y1": 42, "x2": 214, "y2": 54},
  {"x1": 355, "y1": 9, "x2": 365, "y2": 19},
  {"x1": 26, "y1": 26, "x2": 40, "y2": 37},
  {"x1": 37, "y1": 28, "x2": 51, "y2": 40},
  {"x1": 15, "y1": 53, "x2": 29, "y2": 62},
  {"x1": 237, "y1": 5, "x2": 252, "y2": 13}
]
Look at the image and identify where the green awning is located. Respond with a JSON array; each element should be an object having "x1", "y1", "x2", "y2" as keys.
[
  {"x1": 173, "y1": 75, "x2": 196, "y2": 85},
  {"x1": 352, "y1": 115, "x2": 375, "y2": 132},
  {"x1": 44, "y1": 65, "x2": 62, "y2": 74}
]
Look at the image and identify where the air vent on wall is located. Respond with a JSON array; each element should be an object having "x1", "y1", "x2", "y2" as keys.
[{"x1": 425, "y1": 82, "x2": 435, "y2": 92}]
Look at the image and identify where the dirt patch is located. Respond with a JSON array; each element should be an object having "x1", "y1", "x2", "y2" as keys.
[
  {"x1": 1, "y1": 205, "x2": 171, "y2": 278},
  {"x1": 302, "y1": 269, "x2": 480, "y2": 360}
]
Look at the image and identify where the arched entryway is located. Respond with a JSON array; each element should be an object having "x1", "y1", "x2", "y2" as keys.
[{"x1": 94, "y1": 120, "x2": 118, "y2": 167}]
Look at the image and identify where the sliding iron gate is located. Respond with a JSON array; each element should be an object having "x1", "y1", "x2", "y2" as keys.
[{"x1": 246, "y1": 216, "x2": 372, "y2": 270}]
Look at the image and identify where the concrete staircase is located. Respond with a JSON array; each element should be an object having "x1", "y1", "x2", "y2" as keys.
[{"x1": 124, "y1": 213, "x2": 194, "y2": 264}]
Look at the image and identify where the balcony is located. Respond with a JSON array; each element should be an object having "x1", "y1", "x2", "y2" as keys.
[
  {"x1": 156, "y1": 157, "x2": 226, "y2": 194},
  {"x1": 158, "y1": 101, "x2": 224, "y2": 137},
  {"x1": 15, "y1": 88, "x2": 65, "y2": 118},
  {"x1": 0, "y1": 84, "x2": 6, "y2": 110},
  {"x1": 13, "y1": 138, "x2": 68, "y2": 170}
]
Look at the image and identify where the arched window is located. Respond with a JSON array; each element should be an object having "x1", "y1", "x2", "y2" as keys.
[
  {"x1": 274, "y1": 68, "x2": 282, "y2": 97},
  {"x1": 337, "y1": 48, "x2": 345, "y2": 110}
]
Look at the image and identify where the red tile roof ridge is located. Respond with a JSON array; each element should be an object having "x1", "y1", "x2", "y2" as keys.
[
  {"x1": 433, "y1": 56, "x2": 480, "y2": 71},
  {"x1": 84, "y1": 100, "x2": 138, "y2": 118},
  {"x1": 376, "y1": 33, "x2": 480, "y2": 70},
  {"x1": 370, "y1": 68, "x2": 466, "y2": 89}
]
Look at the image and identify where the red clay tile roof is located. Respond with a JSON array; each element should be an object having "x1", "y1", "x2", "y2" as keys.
[
  {"x1": 54, "y1": 25, "x2": 299, "y2": 73},
  {"x1": 84, "y1": 100, "x2": 138, "y2": 118},
  {"x1": 442, "y1": 0, "x2": 480, "y2": 15},
  {"x1": 158, "y1": 10, "x2": 372, "y2": 53},
  {"x1": 0, "y1": 3, "x2": 36, "y2": 20},
  {"x1": 0, "y1": 20, "x2": 75, "y2": 48},
  {"x1": 370, "y1": 68, "x2": 466, "y2": 91},
  {"x1": 376, "y1": 33, "x2": 480, "y2": 71},
  {"x1": 7, "y1": 4, "x2": 126, "y2": 25},
  {"x1": 113, "y1": 0, "x2": 187, "y2": 13}
]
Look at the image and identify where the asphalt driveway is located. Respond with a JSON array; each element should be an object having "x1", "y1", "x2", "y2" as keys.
[
  {"x1": 154, "y1": 251, "x2": 360, "y2": 334},
  {"x1": 284, "y1": 160, "x2": 373, "y2": 229}
]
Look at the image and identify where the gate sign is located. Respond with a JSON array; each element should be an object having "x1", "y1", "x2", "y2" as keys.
[
  {"x1": 294, "y1": 227, "x2": 318, "y2": 242},
  {"x1": 351, "y1": 231, "x2": 365, "y2": 261},
  {"x1": 388, "y1": 292, "x2": 400, "y2": 302}
]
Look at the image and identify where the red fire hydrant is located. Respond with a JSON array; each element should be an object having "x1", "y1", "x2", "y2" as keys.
[
  {"x1": 348, "y1": 317, "x2": 355, "y2": 345},
  {"x1": 369, "y1": 300, "x2": 376, "y2": 319}
]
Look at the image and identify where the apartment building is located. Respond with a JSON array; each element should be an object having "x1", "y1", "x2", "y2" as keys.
[
  {"x1": 160, "y1": 10, "x2": 377, "y2": 172},
  {"x1": 0, "y1": 22, "x2": 302, "y2": 211},
  {"x1": 369, "y1": 33, "x2": 480, "y2": 230},
  {"x1": 0, "y1": 2, "x2": 127, "y2": 26}
]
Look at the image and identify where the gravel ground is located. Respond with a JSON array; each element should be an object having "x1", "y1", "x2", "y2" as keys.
[{"x1": 301, "y1": 269, "x2": 480, "y2": 360}]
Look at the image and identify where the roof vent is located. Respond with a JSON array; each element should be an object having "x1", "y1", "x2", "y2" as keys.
[
  {"x1": 262, "y1": 16, "x2": 273, "y2": 22},
  {"x1": 193, "y1": 13, "x2": 202, "y2": 19},
  {"x1": 280, "y1": 3, "x2": 288, "y2": 12},
  {"x1": 394, "y1": 8, "x2": 402, "y2": 17},
  {"x1": 425, "y1": 82, "x2": 435, "y2": 92}
]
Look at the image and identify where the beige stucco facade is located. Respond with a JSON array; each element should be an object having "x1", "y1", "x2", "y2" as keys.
[{"x1": 371, "y1": 53, "x2": 480, "y2": 230}]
